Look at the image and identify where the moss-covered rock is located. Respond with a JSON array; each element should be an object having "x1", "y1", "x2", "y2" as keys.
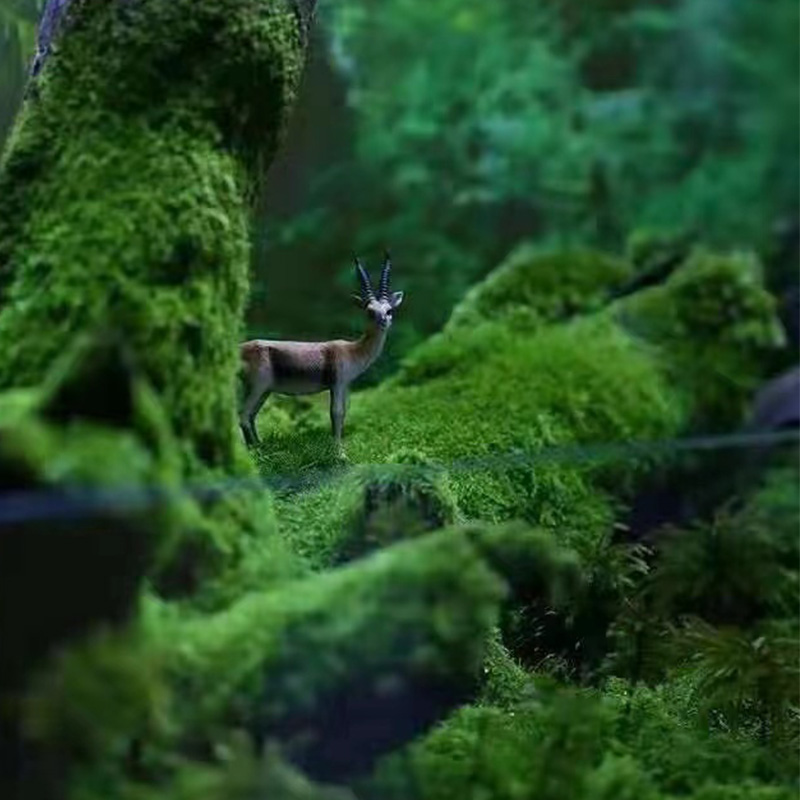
[
  {"x1": 0, "y1": 0, "x2": 309, "y2": 473},
  {"x1": 264, "y1": 314, "x2": 675, "y2": 534},
  {"x1": 19, "y1": 522, "x2": 582, "y2": 793},
  {"x1": 444, "y1": 244, "x2": 632, "y2": 332},
  {"x1": 613, "y1": 249, "x2": 785, "y2": 428},
  {"x1": 260, "y1": 247, "x2": 778, "y2": 530}
]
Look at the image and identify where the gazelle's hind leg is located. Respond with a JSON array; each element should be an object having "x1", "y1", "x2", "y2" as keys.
[{"x1": 240, "y1": 375, "x2": 271, "y2": 446}]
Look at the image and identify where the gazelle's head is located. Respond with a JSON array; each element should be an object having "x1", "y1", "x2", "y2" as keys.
[{"x1": 353, "y1": 253, "x2": 404, "y2": 331}]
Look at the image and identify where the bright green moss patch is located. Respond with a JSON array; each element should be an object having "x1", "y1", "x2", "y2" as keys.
[
  {"x1": 0, "y1": 0, "x2": 308, "y2": 473},
  {"x1": 261, "y1": 314, "x2": 679, "y2": 559},
  {"x1": 275, "y1": 449, "x2": 460, "y2": 569},
  {"x1": 256, "y1": 246, "x2": 780, "y2": 538},
  {"x1": 260, "y1": 250, "x2": 780, "y2": 543},
  {"x1": 0, "y1": 0, "x2": 311, "y2": 610},
  {"x1": 445, "y1": 244, "x2": 632, "y2": 332}
]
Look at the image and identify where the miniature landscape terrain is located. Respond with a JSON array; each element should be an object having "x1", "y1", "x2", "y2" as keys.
[{"x1": 0, "y1": 1, "x2": 797, "y2": 799}]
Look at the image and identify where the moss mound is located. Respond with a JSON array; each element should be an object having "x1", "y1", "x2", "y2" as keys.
[
  {"x1": 445, "y1": 245, "x2": 632, "y2": 332},
  {"x1": 361, "y1": 678, "x2": 796, "y2": 800},
  {"x1": 0, "y1": 0, "x2": 310, "y2": 605},
  {"x1": 259, "y1": 248, "x2": 779, "y2": 568},
  {"x1": 20, "y1": 523, "x2": 581, "y2": 792},
  {"x1": 613, "y1": 248, "x2": 784, "y2": 427}
]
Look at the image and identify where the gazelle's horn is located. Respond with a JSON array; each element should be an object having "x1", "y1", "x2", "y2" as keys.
[
  {"x1": 354, "y1": 257, "x2": 376, "y2": 302},
  {"x1": 379, "y1": 250, "x2": 392, "y2": 300}
]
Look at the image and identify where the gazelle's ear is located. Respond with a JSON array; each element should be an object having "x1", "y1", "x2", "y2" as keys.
[
  {"x1": 390, "y1": 291, "x2": 404, "y2": 309},
  {"x1": 351, "y1": 293, "x2": 366, "y2": 307}
]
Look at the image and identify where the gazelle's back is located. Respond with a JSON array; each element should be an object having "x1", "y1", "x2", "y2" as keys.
[{"x1": 241, "y1": 338, "x2": 344, "y2": 394}]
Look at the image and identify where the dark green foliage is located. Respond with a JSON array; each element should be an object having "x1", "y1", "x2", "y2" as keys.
[
  {"x1": 648, "y1": 467, "x2": 799, "y2": 625},
  {"x1": 674, "y1": 619, "x2": 799, "y2": 747},
  {"x1": 362, "y1": 673, "x2": 797, "y2": 800},
  {"x1": 604, "y1": 464, "x2": 800, "y2": 762},
  {"x1": 240, "y1": 0, "x2": 798, "y2": 374}
]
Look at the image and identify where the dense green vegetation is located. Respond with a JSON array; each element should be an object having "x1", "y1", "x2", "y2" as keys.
[
  {"x1": 0, "y1": 1, "x2": 797, "y2": 799},
  {"x1": 248, "y1": 0, "x2": 798, "y2": 378}
]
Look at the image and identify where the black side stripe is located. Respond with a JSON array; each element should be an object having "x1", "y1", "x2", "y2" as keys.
[{"x1": 322, "y1": 346, "x2": 336, "y2": 388}]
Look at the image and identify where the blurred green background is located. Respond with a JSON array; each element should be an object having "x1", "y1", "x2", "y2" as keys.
[{"x1": 2, "y1": 0, "x2": 798, "y2": 378}]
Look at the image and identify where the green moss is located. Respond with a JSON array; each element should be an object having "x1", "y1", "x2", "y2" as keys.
[
  {"x1": 22, "y1": 523, "x2": 578, "y2": 789},
  {"x1": 0, "y1": 8, "x2": 311, "y2": 794},
  {"x1": 0, "y1": 0, "x2": 308, "y2": 476},
  {"x1": 256, "y1": 249, "x2": 779, "y2": 548},
  {"x1": 261, "y1": 313, "x2": 679, "y2": 558},
  {"x1": 478, "y1": 632, "x2": 537, "y2": 708},
  {"x1": 276, "y1": 449, "x2": 460, "y2": 569},
  {"x1": 613, "y1": 249, "x2": 784, "y2": 428},
  {"x1": 445, "y1": 245, "x2": 632, "y2": 332},
  {"x1": 259, "y1": 247, "x2": 780, "y2": 567},
  {"x1": 362, "y1": 678, "x2": 794, "y2": 800},
  {"x1": 259, "y1": 254, "x2": 776, "y2": 564}
]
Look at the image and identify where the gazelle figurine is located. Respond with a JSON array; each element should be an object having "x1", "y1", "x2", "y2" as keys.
[{"x1": 239, "y1": 254, "x2": 404, "y2": 449}]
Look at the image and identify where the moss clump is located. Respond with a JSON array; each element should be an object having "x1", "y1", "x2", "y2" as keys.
[
  {"x1": 259, "y1": 248, "x2": 781, "y2": 568},
  {"x1": 260, "y1": 250, "x2": 781, "y2": 540},
  {"x1": 361, "y1": 678, "x2": 795, "y2": 800},
  {"x1": 21, "y1": 523, "x2": 579, "y2": 790},
  {"x1": 445, "y1": 245, "x2": 632, "y2": 332},
  {"x1": 0, "y1": 0, "x2": 308, "y2": 475},
  {"x1": 613, "y1": 249, "x2": 784, "y2": 428},
  {"x1": 261, "y1": 312, "x2": 679, "y2": 551},
  {"x1": 275, "y1": 449, "x2": 460, "y2": 569}
]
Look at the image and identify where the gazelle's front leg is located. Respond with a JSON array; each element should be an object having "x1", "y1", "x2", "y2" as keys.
[{"x1": 330, "y1": 383, "x2": 348, "y2": 454}]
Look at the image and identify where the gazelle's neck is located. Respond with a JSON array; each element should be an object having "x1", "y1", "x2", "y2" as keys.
[{"x1": 352, "y1": 322, "x2": 388, "y2": 373}]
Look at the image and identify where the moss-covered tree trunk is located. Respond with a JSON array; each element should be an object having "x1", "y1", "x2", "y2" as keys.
[{"x1": 0, "y1": 0, "x2": 311, "y2": 468}]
